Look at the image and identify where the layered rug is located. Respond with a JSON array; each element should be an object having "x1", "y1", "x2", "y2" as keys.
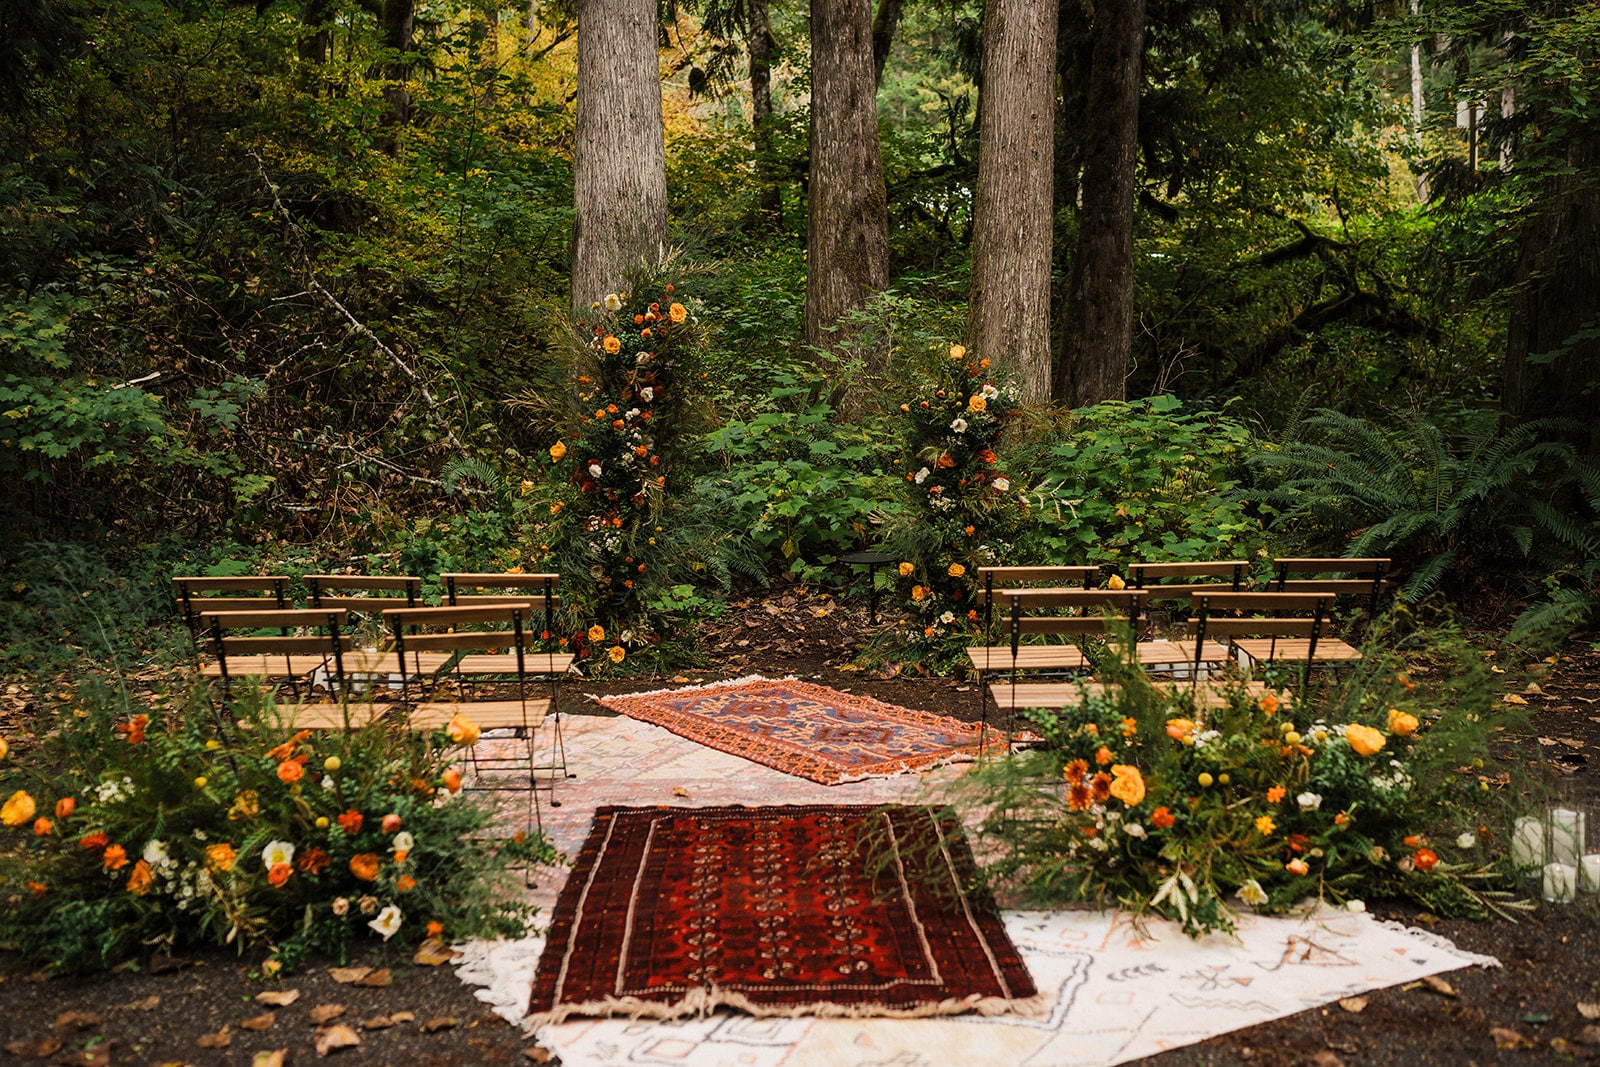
[
  {"x1": 590, "y1": 676, "x2": 992, "y2": 784},
  {"x1": 526, "y1": 804, "x2": 1040, "y2": 1026}
]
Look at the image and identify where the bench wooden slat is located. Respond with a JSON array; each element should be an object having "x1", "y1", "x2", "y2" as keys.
[
  {"x1": 384, "y1": 605, "x2": 535, "y2": 626},
  {"x1": 1190, "y1": 618, "x2": 1318, "y2": 638},
  {"x1": 988, "y1": 679, "x2": 1292, "y2": 711},
  {"x1": 272, "y1": 703, "x2": 391, "y2": 729},
  {"x1": 173, "y1": 576, "x2": 291, "y2": 593},
  {"x1": 1274, "y1": 579, "x2": 1392, "y2": 595},
  {"x1": 306, "y1": 574, "x2": 422, "y2": 592},
  {"x1": 305, "y1": 595, "x2": 417, "y2": 612},
  {"x1": 199, "y1": 654, "x2": 334, "y2": 678},
  {"x1": 406, "y1": 700, "x2": 550, "y2": 731},
  {"x1": 1016, "y1": 616, "x2": 1129, "y2": 636},
  {"x1": 1127, "y1": 560, "x2": 1250, "y2": 579},
  {"x1": 977, "y1": 566, "x2": 1099, "y2": 584},
  {"x1": 179, "y1": 596, "x2": 288, "y2": 614},
  {"x1": 441, "y1": 572, "x2": 561, "y2": 587},
  {"x1": 445, "y1": 594, "x2": 560, "y2": 608},
  {"x1": 1272, "y1": 557, "x2": 1390, "y2": 571},
  {"x1": 1232, "y1": 637, "x2": 1362, "y2": 663},
  {"x1": 1193, "y1": 592, "x2": 1329, "y2": 612},
  {"x1": 218, "y1": 635, "x2": 354, "y2": 656},
  {"x1": 991, "y1": 588, "x2": 1148, "y2": 608},
  {"x1": 450, "y1": 653, "x2": 575, "y2": 675},
  {"x1": 199, "y1": 608, "x2": 350, "y2": 629}
]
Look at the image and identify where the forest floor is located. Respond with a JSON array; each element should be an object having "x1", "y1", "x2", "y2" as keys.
[{"x1": 2, "y1": 584, "x2": 1599, "y2": 1066}]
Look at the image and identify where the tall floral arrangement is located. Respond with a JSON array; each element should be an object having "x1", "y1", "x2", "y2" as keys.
[
  {"x1": 0, "y1": 687, "x2": 551, "y2": 973},
  {"x1": 883, "y1": 344, "x2": 1025, "y2": 661},
  {"x1": 538, "y1": 281, "x2": 706, "y2": 671}
]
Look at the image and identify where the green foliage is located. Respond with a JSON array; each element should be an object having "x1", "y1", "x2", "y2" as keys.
[
  {"x1": 0, "y1": 682, "x2": 552, "y2": 973},
  {"x1": 1250, "y1": 408, "x2": 1591, "y2": 603},
  {"x1": 954, "y1": 615, "x2": 1528, "y2": 935},
  {"x1": 1012, "y1": 397, "x2": 1268, "y2": 568}
]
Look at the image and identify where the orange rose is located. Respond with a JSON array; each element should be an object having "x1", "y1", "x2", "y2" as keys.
[
  {"x1": 1150, "y1": 806, "x2": 1175, "y2": 829},
  {"x1": 1387, "y1": 708, "x2": 1419, "y2": 736},
  {"x1": 1109, "y1": 765, "x2": 1145, "y2": 806},
  {"x1": 1094, "y1": 745, "x2": 1113, "y2": 766},
  {"x1": 26, "y1": 881, "x2": 47, "y2": 899},
  {"x1": 669, "y1": 302, "x2": 687, "y2": 324},
  {"x1": 55, "y1": 797, "x2": 75, "y2": 819},
  {"x1": 442, "y1": 768, "x2": 462, "y2": 794},
  {"x1": 33, "y1": 817, "x2": 52, "y2": 836},
  {"x1": 447, "y1": 713, "x2": 481, "y2": 746},
  {"x1": 397, "y1": 874, "x2": 417, "y2": 893},
  {"x1": 337, "y1": 810, "x2": 363, "y2": 835},
  {"x1": 608, "y1": 645, "x2": 626, "y2": 663},
  {"x1": 1285, "y1": 858, "x2": 1309, "y2": 876},
  {"x1": 1413, "y1": 847, "x2": 1439, "y2": 872},
  {"x1": 276, "y1": 760, "x2": 304, "y2": 784},
  {"x1": 349, "y1": 853, "x2": 380, "y2": 882},
  {"x1": 381, "y1": 813, "x2": 402, "y2": 834},
  {"x1": 267, "y1": 862, "x2": 292, "y2": 887},
  {"x1": 206, "y1": 843, "x2": 237, "y2": 873},
  {"x1": 103, "y1": 844, "x2": 128, "y2": 870},
  {"x1": 1, "y1": 790, "x2": 36, "y2": 827},
  {"x1": 602, "y1": 335, "x2": 621, "y2": 354},
  {"x1": 935, "y1": 453, "x2": 957, "y2": 469},
  {"x1": 947, "y1": 563, "x2": 966, "y2": 578},
  {"x1": 1345, "y1": 723, "x2": 1386, "y2": 757}
]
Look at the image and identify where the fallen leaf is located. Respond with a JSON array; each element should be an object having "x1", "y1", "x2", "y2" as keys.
[
  {"x1": 1525, "y1": 682, "x2": 1545, "y2": 695},
  {"x1": 1309, "y1": 1052, "x2": 1347, "y2": 1067},
  {"x1": 420, "y1": 1016, "x2": 458, "y2": 1033},
  {"x1": 1579, "y1": 1002, "x2": 1600, "y2": 1020},
  {"x1": 1581, "y1": 1024, "x2": 1600, "y2": 1045},
  {"x1": 313, "y1": 1024, "x2": 361, "y2": 1056},
  {"x1": 353, "y1": 967, "x2": 391, "y2": 988},
  {"x1": 389, "y1": 1011, "x2": 416, "y2": 1024},
  {"x1": 256, "y1": 990, "x2": 301, "y2": 1007},
  {"x1": 1503, "y1": 693, "x2": 1528, "y2": 705},
  {"x1": 239, "y1": 1013, "x2": 276, "y2": 1032},
  {"x1": 196, "y1": 1028, "x2": 232, "y2": 1050},
  {"x1": 119, "y1": 996, "x2": 160, "y2": 1012},
  {"x1": 671, "y1": 676, "x2": 689, "y2": 683},
  {"x1": 1550, "y1": 1038, "x2": 1578, "y2": 1056},
  {"x1": 252, "y1": 1052, "x2": 288, "y2": 1067},
  {"x1": 4, "y1": 1034, "x2": 63, "y2": 1058},
  {"x1": 327, "y1": 966, "x2": 371, "y2": 984},
  {"x1": 53, "y1": 1011, "x2": 105, "y2": 1032},
  {"x1": 148, "y1": 955, "x2": 192, "y2": 975},
  {"x1": 524, "y1": 1047, "x2": 554, "y2": 1064},
  {"x1": 1423, "y1": 975, "x2": 1457, "y2": 997},
  {"x1": 1337, "y1": 997, "x2": 1368, "y2": 1013},
  {"x1": 1491, "y1": 1026, "x2": 1534, "y2": 1050},
  {"x1": 308, "y1": 1004, "x2": 348, "y2": 1025},
  {"x1": 413, "y1": 939, "x2": 455, "y2": 967},
  {"x1": 672, "y1": 786, "x2": 689, "y2": 797},
  {"x1": 361, "y1": 1015, "x2": 397, "y2": 1031}
]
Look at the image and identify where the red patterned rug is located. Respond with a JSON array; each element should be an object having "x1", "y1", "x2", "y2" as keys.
[
  {"x1": 591, "y1": 676, "x2": 992, "y2": 784},
  {"x1": 527, "y1": 804, "x2": 1038, "y2": 1024}
]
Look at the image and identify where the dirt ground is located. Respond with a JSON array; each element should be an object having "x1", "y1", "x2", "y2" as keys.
[{"x1": 2, "y1": 584, "x2": 1598, "y2": 1066}]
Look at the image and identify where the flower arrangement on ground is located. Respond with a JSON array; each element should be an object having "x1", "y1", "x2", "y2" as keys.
[
  {"x1": 960, "y1": 623, "x2": 1527, "y2": 934},
  {"x1": 880, "y1": 343, "x2": 1026, "y2": 665},
  {"x1": 0, "y1": 685, "x2": 553, "y2": 973},
  {"x1": 533, "y1": 277, "x2": 707, "y2": 672}
]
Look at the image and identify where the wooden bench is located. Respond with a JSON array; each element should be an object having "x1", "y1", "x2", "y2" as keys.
[
  {"x1": 198, "y1": 607, "x2": 355, "y2": 694},
  {"x1": 988, "y1": 678, "x2": 1294, "y2": 714},
  {"x1": 174, "y1": 575, "x2": 293, "y2": 659},
  {"x1": 1189, "y1": 591, "x2": 1361, "y2": 687},
  {"x1": 1125, "y1": 559, "x2": 1252, "y2": 602}
]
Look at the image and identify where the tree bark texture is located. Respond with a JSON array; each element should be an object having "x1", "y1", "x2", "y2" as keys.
[
  {"x1": 805, "y1": 0, "x2": 889, "y2": 354},
  {"x1": 299, "y1": 0, "x2": 333, "y2": 64},
  {"x1": 472, "y1": 1, "x2": 501, "y2": 106},
  {"x1": 379, "y1": 0, "x2": 415, "y2": 131},
  {"x1": 749, "y1": 0, "x2": 782, "y2": 221},
  {"x1": 1504, "y1": 134, "x2": 1600, "y2": 447},
  {"x1": 572, "y1": 0, "x2": 669, "y2": 313},
  {"x1": 965, "y1": 0, "x2": 1057, "y2": 403},
  {"x1": 871, "y1": 0, "x2": 902, "y2": 88},
  {"x1": 1054, "y1": 0, "x2": 1143, "y2": 407}
]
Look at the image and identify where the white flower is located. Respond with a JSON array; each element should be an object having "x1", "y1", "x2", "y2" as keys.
[
  {"x1": 1236, "y1": 879, "x2": 1268, "y2": 906},
  {"x1": 939, "y1": 611, "x2": 955, "y2": 624},
  {"x1": 1296, "y1": 792, "x2": 1323, "y2": 811},
  {"x1": 603, "y1": 293, "x2": 623, "y2": 312},
  {"x1": 913, "y1": 467, "x2": 930, "y2": 485},
  {"x1": 142, "y1": 840, "x2": 170, "y2": 866},
  {"x1": 1345, "y1": 899, "x2": 1367, "y2": 913},
  {"x1": 369, "y1": 904, "x2": 403, "y2": 941},
  {"x1": 1124, "y1": 823, "x2": 1146, "y2": 839},
  {"x1": 950, "y1": 417, "x2": 969, "y2": 434},
  {"x1": 261, "y1": 840, "x2": 295, "y2": 869},
  {"x1": 192, "y1": 829, "x2": 208, "y2": 841},
  {"x1": 981, "y1": 384, "x2": 999, "y2": 400},
  {"x1": 321, "y1": 775, "x2": 336, "y2": 791},
  {"x1": 1457, "y1": 832, "x2": 1477, "y2": 849},
  {"x1": 992, "y1": 477, "x2": 1010, "y2": 492},
  {"x1": 625, "y1": 408, "x2": 640, "y2": 419},
  {"x1": 391, "y1": 831, "x2": 415, "y2": 853},
  {"x1": 588, "y1": 462, "x2": 603, "y2": 478},
  {"x1": 639, "y1": 386, "x2": 654, "y2": 402}
]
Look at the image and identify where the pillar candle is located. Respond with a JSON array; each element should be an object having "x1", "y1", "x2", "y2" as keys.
[
  {"x1": 1511, "y1": 816, "x2": 1545, "y2": 867},
  {"x1": 1582, "y1": 854, "x2": 1600, "y2": 894},
  {"x1": 1549, "y1": 808, "x2": 1586, "y2": 866},
  {"x1": 1543, "y1": 861, "x2": 1577, "y2": 904}
]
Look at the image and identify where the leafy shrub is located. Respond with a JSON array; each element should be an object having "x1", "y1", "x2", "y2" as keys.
[{"x1": 0, "y1": 685, "x2": 552, "y2": 974}]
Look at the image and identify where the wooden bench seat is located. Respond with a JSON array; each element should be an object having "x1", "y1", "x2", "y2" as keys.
[
  {"x1": 965, "y1": 639, "x2": 1232, "y2": 675},
  {"x1": 448, "y1": 652, "x2": 576, "y2": 676},
  {"x1": 988, "y1": 679, "x2": 1293, "y2": 712},
  {"x1": 406, "y1": 699, "x2": 551, "y2": 731},
  {"x1": 198, "y1": 654, "x2": 333, "y2": 679},
  {"x1": 271, "y1": 702, "x2": 391, "y2": 730}
]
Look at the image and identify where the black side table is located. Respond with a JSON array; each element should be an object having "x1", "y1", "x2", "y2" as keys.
[{"x1": 840, "y1": 550, "x2": 896, "y2": 625}]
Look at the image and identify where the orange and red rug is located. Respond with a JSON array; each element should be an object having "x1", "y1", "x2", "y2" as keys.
[
  {"x1": 526, "y1": 804, "x2": 1038, "y2": 1025},
  {"x1": 590, "y1": 676, "x2": 991, "y2": 784}
]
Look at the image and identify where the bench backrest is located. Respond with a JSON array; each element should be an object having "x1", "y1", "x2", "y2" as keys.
[
  {"x1": 305, "y1": 574, "x2": 422, "y2": 614},
  {"x1": 1124, "y1": 560, "x2": 1250, "y2": 602},
  {"x1": 198, "y1": 607, "x2": 353, "y2": 687},
  {"x1": 440, "y1": 573, "x2": 561, "y2": 635}
]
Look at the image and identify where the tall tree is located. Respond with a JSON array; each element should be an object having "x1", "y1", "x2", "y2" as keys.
[
  {"x1": 377, "y1": 0, "x2": 415, "y2": 132},
  {"x1": 571, "y1": 0, "x2": 669, "y2": 312},
  {"x1": 747, "y1": 0, "x2": 782, "y2": 220},
  {"x1": 965, "y1": 0, "x2": 1056, "y2": 402},
  {"x1": 805, "y1": 0, "x2": 889, "y2": 353},
  {"x1": 1053, "y1": 0, "x2": 1143, "y2": 406}
]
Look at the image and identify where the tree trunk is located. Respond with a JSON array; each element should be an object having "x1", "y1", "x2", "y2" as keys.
[
  {"x1": 1054, "y1": 0, "x2": 1143, "y2": 407},
  {"x1": 571, "y1": 0, "x2": 669, "y2": 313},
  {"x1": 299, "y1": 0, "x2": 333, "y2": 64},
  {"x1": 1504, "y1": 133, "x2": 1600, "y2": 448},
  {"x1": 749, "y1": 0, "x2": 782, "y2": 221},
  {"x1": 805, "y1": 0, "x2": 889, "y2": 354},
  {"x1": 965, "y1": 0, "x2": 1056, "y2": 403},
  {"x1": 472, "y1": 1, "x2": 500, "y2": 107},
  {"x1": 379, "y1": 0, "x2": 415, "y2": 132},
  {"x1": 871, "y1": 0, "x2": 902, "y2": 88}
]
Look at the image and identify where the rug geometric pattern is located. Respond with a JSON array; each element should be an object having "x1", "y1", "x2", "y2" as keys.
[
  {"x1": 526, "y1": 804, "x2": 1038, "y2": 1026},
  {"x1": 591, "y1": 676, "x2": 993, "y2": 784}
]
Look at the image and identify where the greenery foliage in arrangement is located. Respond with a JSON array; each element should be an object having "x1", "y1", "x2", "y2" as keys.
[
  {"x1": 531, "y1": 277, "x2": 708, "y2": 671},
  {"x1": 880, "y1": 344, "x2": 1026, "y2": 664},
  {"x1": 0, "y1": 685, "x2": 553, "y2": 974},
  {"x1": 960, "y1": 616, "x2": 1529, "y2": 936}
]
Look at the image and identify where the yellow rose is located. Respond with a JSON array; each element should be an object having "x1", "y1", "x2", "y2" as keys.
[
  {"x1": 602, "y1": 335, "x2": 621, "y2": 354},
  {"x1": 588, "y1": 624, "x2": 605, "y2": 641},
  {"x1": 911, "y1": 585, "x2": 926, "y2": 602},
  {"x1": 550, "y1": 440, "x2": 568, "y2": 461},
  {"x1": 447, "y1": 712, "x2": 482, "y2": 747},
  {"x1": 1345, "y1": 723, "x2": 1386, "y2": 757},
  {"x1": 968, "y1": 395, "x2": 987, "y2": 413},
  {"x1": 947, "y1": 563, "x2": 966, "y2": 578},
  {"x1": 1108, "y1": 765, "x2": 1145, "y2": 806},
  {"x1": 1106, "y1": 574, "x2": 1126, "y2": 591},
  {"x1": 898, "y1": 562, "x2": 914, "y2": 577},
  {"x1": 1386, "y1": 708, "x2": 1419, "y2": 736},
  {"x1": 205, "y1": 842, "x2": 237, "y2": 873},
  {"x1": 949, "y1": 344, "x2": 966, "y2": 360},
  {"x1": 608, "y1": 645, "x2": 626, "y2": 664},
  {"x1": 669, "y1": 302, "x2": 687, "y2": 324},
  {"x1": 2, "y1": 789, "x2": 37, "y2": 827}
]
